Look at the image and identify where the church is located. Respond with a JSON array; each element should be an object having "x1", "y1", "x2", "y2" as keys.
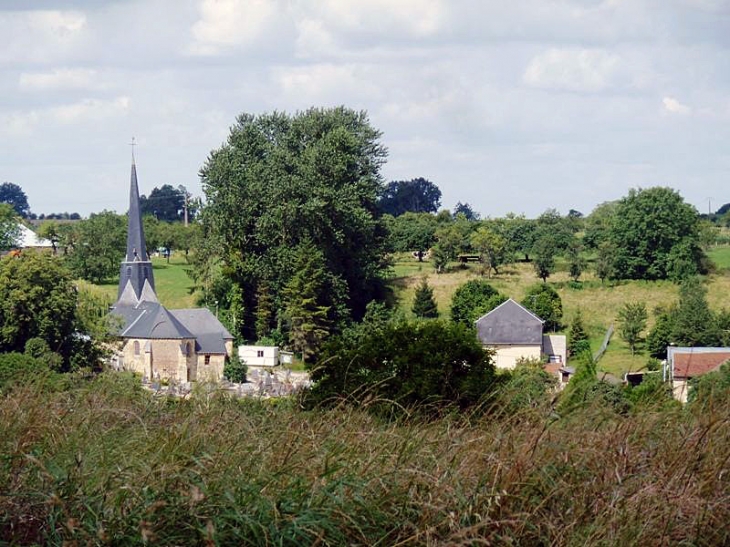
[{"x1": 111, "y1": 157, "x2": 234, "y2": 383}]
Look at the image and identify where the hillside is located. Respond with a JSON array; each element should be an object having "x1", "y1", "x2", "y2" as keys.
[{"x1": 390, "y1": 246, "x2": 730, "y2": 377}]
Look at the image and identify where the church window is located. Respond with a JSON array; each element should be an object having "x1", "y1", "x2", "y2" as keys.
[
  {"x1": 204, "y1": 355, "x2": 211, "y2": 365},
  {"x1": 133, "y1": 341, "x2": 140, "y2": 355},
  {"x1": 187, "y1": 342, "x2": 193, "y2": 356}
]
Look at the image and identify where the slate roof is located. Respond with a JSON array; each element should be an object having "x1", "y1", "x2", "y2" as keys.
[
  {"x1": 114, "y1": 301, "x2": 195, "y2": 340},
  {"x1": 669, "y1": 347, "x2": 730, "y2": 379},
  {"x1": 170, "y1": 308, "x2": 234, "y2": 354},
  {"x1": 125, "y1": 160, "x2": 148, "y2": 262},
  {"x1": 475, "y1": 298, "x2": 544, "y2": 346}
]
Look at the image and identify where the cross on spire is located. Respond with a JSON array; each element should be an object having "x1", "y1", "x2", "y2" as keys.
[{"x1": 129, "y1": 137, "x2": 137, "y2": 163}]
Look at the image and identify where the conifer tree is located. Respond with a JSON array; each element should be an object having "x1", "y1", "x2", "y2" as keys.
[
  {"x1": 255, "y1": 283, "x2": 273, "y2": 341},
  {"x1": 412, "y1": 278, "x2": 439, "y2": 318},
  {"x1": 283, "y1": 242, "x2": 331, "y2": 363},
  {"x1": 568, "y1": 310, "x2": 590, "y2": 357}
]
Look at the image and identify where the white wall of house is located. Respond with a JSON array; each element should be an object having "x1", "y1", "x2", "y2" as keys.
[
  {"x1": 488, "y1": 345, "x2": 542, "y2": 370},
  {"x1": 673, "y1": 379, "x2": 690, "y2": 403},
  {"x1": 239, "y1": 345, "x2": 279, "y2": 367}
]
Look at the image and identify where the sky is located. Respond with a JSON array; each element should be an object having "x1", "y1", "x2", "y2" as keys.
[{"x1": 1, "y1": 0, "x2": 729, "y2": 218}]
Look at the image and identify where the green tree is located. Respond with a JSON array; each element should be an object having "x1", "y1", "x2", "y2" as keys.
[
  {"x1": 568, "y1": 310, "x2": 590, "y2": 357},
  {"x1": 583, "y1": 201, "x2": 618, "y2": 249},
  {"x1": 139, "y1": 184, "x2": 186, "y2": 222},
  {"x1": 594, "y1": 242, "x2": 615, "y2": 283},
  {"x1": 452, "y1": 201, "x2": 480, "y2": 221},
  {"x1": 609, "y1": 187, "x2": 707, "y2": 280},
  {"x1": 532, "y1": 235, "x2": 556, "y2": 282},
  {"x1": 255, "y1": 282, "x2": 275, "y2": 340},
  {"x1": 412, "y1": 278, "x2": 438, "y2": 318},
  {"x1": 0, "y1": 182, "x2": 30, "y2": 217},
  {"x1": 567, "y1": 239, "x2": 585, "y2": 282},
  {"x1": 36, "y1": 221, "x2": 61, "y2": 255},
  {"x1": 450, "y1": 279, "x2": 506, "y2": 327},
  {"x1": 65, "y1": 211, "x2": 126, "y2": 283},
  {"x1": 0, "y1": 253, "x2": 79, "y2": 368},
  {"x1": 308, "y1": 318, "x2": 495, "y2": 414},
  {"x1": 0, "y1": 203, "x2": 21, "y2": 251},
  {"x1": 617, "y1": 301, "x2": 648, "y2": 355},
  {"x1": 535, "y1": 208, "x2": 575, "y2": 252},
  {"x1": 522, "y1": 283, "x2": 563, "y2": 332},
  {"x1": 470, "y1": 225, "x2": 506, "y2": 277},
  {"x1": 378, "y1": 178, "x2": 441, "y2": 216},
  {"x1": 385, "y1": 212, "x2": 438, "y2": 259},
  {"x1": 200, "y1": 108, "x2": 388, "y2": 339},
  {"x1": 646, "y1": 307, "x2": 676, "y2": 359},
  {"x1": 671, "y1": 277, "x2": 718, "y2": 346},
  {"x1": 688, "y1": 362, "x2": 730, "y2": 405},
  {"x1": 283, "y1": 242, "x2": 332, "y2": 363},
  {"x1": 502, "y1": 213, "x2": 536, "y2": 261}
]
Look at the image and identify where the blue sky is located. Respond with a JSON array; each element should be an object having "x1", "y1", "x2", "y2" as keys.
[{"x1": 1, "y1": 0, "x2": 728, "y2": 217}]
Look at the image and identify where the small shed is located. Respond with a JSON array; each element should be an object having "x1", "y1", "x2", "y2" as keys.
[{"x1": 239, "y1": 345, "x2": 280, "y2": 368}]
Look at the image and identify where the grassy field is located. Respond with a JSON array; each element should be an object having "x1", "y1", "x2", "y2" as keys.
[
  {"x1": 389, "y1": 247, "x2": 730, "y2": 377},
  {"x1": 2, "y1": 374, "x2": 729, "y2": 545},
  {"x1": 78, "y1": 254, "x2": 198, "y2": 309}
]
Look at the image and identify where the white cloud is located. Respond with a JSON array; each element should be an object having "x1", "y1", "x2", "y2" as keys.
[
  {"x1": 189, "y1": 0, "x2": 286, "y2": 55},
  {"x1": 663, "y1": 96, "x2": 691, "y2": 114},
  {"x1": 307, "y1": 0, "x2": 445, "y2": 37},
  {"x1": 26, "y1": 10, "x2": 87, "y2": 36},
  {"x1": 50, "y1": 96, "x2": 130, "y2": 123},
  {"x1": 19, "y1": 68, "x2": 100, "y2": 91},
  {"x1": 523, "y1": 48, "x2": 622, "y2": 92}
]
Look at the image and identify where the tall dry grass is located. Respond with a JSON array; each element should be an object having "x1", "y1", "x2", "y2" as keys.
[{"x1": 1, "y1": 374, "x2": 729, "y2": 545}]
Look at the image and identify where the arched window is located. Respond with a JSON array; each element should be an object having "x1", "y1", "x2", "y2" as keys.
[{"x1": 133, "y1": 341, "x2": 140, "y2": 356}]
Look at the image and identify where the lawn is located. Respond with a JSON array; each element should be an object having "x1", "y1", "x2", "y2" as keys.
[
  {"x1": 77, "y1": 255, "x2": 198, "y2": 309},
  {"x1": 389, "y1": 250, "x2": 730, "y2": 377}
]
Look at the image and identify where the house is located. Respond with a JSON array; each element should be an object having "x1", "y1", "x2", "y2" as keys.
[
  {"x1": 475, "y1": 298, "x2": 567, "y2": 370},
  {"x1": 17, "y1": 224, "x2": 53, "y2": 250},
  {"x1": 110, "y1": 156, "x2": 234, "y2": 383},
  {"x1": 666, "y1": 346, "x2": 730, "y2": 403}
]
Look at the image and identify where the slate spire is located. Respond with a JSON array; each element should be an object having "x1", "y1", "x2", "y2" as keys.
[
  {"x1": 116, "y1": 151, "x2": 156, "y2": 304},
  {"x1": 126, "y1": 157, "x2": 148, "y2": 262}
]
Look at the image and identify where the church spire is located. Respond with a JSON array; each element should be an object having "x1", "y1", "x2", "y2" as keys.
[
  {"x1": 125, "y1": 156, "x2": 148, "y2": 262},
  {"x1": 116, "y1": 145, "x2": 156, "y2": 304}
]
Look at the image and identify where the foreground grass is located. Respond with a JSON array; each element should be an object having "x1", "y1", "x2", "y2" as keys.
[{"x1": 2, "y1": 374, "x2": 729, "y2": 545}]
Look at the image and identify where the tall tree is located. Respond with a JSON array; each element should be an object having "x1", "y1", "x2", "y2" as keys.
[
  {"x1": 378, "y1": 178, "x2": 442, "y2": 216},
  {"x1": 0, "y1": 182, "x2": 30, "y2": 217},
  {"x1": 470, "y1": 225, "x2": 506, "y2": 277},
  {"x1": 200, "y1": 107, "x2": 389, "y2": 340},
  {"x1": 384, "y1": 212, "x2": 438, "y2": 259},
  {"x1": 610, "y1": 187, "x2": 706, "y2": 280},
  {"x1": 522, "y1": 283, "x2": 563, "y2": 332},
  {"x1": 568, "y1": 310, "x2": 590, "y2": 356},
  {"x1": 617, "y1": 302, "x2": 648, "y2": 355},
  {"x1": 452, "y1": 201, "x2": 480, "y2": 221},
  {"x1": 671, "y1": 277, "x2": 718, "y2": 346},
  {"x1": 283, "y1": 242, "x2": 332, "y2": 363},
  {"x1": 139, "y1": 184, "x2": 186, "y2": 222},
  {"x1": 532, "y1": 236, "x2": 556, "y2": 282},
  {"x1": 412, "y1": 278, "x2": 439, "y2": 318}
]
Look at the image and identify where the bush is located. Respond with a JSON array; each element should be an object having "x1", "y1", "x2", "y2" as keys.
[
  {"x1": 307, "y1": 318, "x2": 496, "y2": 415},
  {"x1": 223, "y1": 352, "x2": 247, "y2": 383}
]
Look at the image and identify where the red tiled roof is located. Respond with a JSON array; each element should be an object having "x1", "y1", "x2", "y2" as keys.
[{"x1": 673, "y1": 352, "x2": 730, "y2": 379}]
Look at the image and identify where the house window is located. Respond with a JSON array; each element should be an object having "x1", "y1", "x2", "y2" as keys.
[
  {"x1": 204, "y1": 355, "x2": 211, "y2": 365},
  {"x1": 133, "y1": 341, "x2": 140, "y2": 356},
  {"x1": 257, "y1": 350, "x2": 264, "y2": 358},
  {"x1": 548, "y1": 355, "x2": 562, "y2": 364}
]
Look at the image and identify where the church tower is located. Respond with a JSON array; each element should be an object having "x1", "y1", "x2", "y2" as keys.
[{"x1": 116, "y1": 155, "x2": 157, "y2": 305}]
